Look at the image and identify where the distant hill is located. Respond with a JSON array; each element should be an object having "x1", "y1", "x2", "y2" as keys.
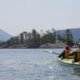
[
  {"x1": 56, "y1": 28, "x2": 80, "y2": 41},
  {"x1": 0, "y1": 29, "x2": 12, "y2": 41}
]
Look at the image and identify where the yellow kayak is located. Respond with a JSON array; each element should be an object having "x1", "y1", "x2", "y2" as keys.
[{"x1": 58, "y1": 57, "x2": 80, "y2": 67}]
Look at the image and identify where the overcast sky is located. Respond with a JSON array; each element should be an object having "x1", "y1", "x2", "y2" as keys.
[{"x1": 0, "y1": 0, "x2": 80, "y2": 35}]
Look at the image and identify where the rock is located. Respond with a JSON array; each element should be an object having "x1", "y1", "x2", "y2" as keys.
[{"x1": 40, "y1": 41, "x2": 65, "y2": 48}]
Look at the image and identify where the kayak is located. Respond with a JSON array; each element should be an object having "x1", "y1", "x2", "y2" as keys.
[
  {"x1": 58, "y1": 57, "x2": 80, "y2": 67},
  {"x1": 43, "y1": 50, "x2": 80, "y2": 67}
]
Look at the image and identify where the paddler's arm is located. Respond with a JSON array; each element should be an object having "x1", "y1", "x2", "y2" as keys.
[{"x1": 58, "y1": 50, "x2": 65, "y2": 58}]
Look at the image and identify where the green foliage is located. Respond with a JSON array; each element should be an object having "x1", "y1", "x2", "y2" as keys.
[
  {"x1": 65, "y1": 29, "x2": 74, "y2": 46},
  {"x1": 27, "y1": 29, "x2": 40, "y2": 48},
  {"x1": 20, "y1": 33, "x2": 24, "y2": 44},
  {"x1": 1, "y1": 28, "x2": 75, "y2": 48},
  {"x1": 40, "y1": 30, "x2": 56, "y2": 45},
  {"x1": 56, "y1": 31, "x2": 62, "y2": 41}
]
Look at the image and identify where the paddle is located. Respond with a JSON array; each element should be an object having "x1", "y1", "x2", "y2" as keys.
[
  {"x1": 43, "y1": 50, "x2": 59, "y2": 55},
  {"x1": 52, "y1": 51, "x2": 59, "y2": 55}
]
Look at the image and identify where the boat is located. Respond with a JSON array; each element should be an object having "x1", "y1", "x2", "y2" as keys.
[
  {"x1": 58, "y1": 57, "x2": 80, "y2": 67},
  {"x1": 43, "y1": 50, "x2": 80, "y2": 67}
]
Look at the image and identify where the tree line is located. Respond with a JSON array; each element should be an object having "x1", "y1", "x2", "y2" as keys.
[{"x1": 0, "y1": 28, "x2": 75, "y2": 48}]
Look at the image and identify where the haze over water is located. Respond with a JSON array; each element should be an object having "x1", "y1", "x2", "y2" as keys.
[{"x1": 0, "y1": 0, "x2": 80, "y2": 35}]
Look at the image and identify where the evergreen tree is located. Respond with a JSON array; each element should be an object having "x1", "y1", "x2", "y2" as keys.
[
  {"x1": 65, "y1": 29, "x2": 74, "y2": 46},
  {"x1": 40, "y1": 29, "x2": 56, "y2": 45},
  {"x1": 56, "y1": 31, "x2": 62, "y2": 41},
  {"x1": 20, "y1": 33, "x2": 24, "y2": 44},
  {"x1": 28, "y1": 29, "x2": 40, "y2": 48}
]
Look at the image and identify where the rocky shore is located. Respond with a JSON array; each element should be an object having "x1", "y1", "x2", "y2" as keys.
[
  {"x1": 0, "y1": 40, "x2": 77, "y2": 48},
  {"x1": 40, "y1": 41, "x2": 65, "y2": 48}
]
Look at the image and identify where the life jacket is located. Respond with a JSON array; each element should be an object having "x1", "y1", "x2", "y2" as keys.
[
  {"x1": 64, "y1": 49, "x2": 71, "y2": 58},
  {"x1": 76, "y1": 50, "x2": 80, "y2": 61}
]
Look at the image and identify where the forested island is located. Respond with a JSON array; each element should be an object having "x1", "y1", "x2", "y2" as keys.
[{"x1": 0, "y1": 28, "x2": 79, "y2": 48}]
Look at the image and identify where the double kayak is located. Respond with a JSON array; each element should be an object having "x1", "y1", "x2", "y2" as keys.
[
  {"x1": 58, "y1": 57, "x2": 80, "y2": 67},
  {"x1": 43, "y1": 50, "x2": 80, "y2": 67}
]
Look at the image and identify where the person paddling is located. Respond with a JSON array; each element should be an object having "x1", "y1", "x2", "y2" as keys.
[
  {"x1": 58, "y1": 45, "x2": 72, "y2": 59},
  {"x1": 71, "y1": 43, "x2": 80, "y2": 62}
]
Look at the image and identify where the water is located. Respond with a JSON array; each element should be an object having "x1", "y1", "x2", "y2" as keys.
[{"x1": 0, "y1": 49, "x2": 80, "y2": 80}]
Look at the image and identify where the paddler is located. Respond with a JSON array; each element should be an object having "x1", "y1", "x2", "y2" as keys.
[
  {"x1": 58, "y1": 45, "x2": 72, "y2": 59},
  {"x1": 71, "y1": 43, "x2": 80, "y2": 62}
]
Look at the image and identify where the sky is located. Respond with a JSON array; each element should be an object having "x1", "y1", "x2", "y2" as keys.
[{"x1": 0, "y1": 0, "x2": 80, "y2": 36}]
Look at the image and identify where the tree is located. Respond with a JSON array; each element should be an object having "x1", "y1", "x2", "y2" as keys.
[
  {"x1": 40, "y1": 29, "x2": 56, "y2": 45},
  {"x1": 56, "y1": 31, "x2": 62, "y2": 41},
  {"x1": 65, "y1": 29, "x2": 74, "y2": 46},
  {"x1": 20, "y1": 33, "x2": 24, "y2": 44},
  {"x1": 28, "y1": 29, "x2": 40, "y2": 48}
]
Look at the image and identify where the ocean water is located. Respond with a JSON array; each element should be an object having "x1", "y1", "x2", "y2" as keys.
[{"x1": 0, "y1": 49, "x2": 80, "y2": 80}]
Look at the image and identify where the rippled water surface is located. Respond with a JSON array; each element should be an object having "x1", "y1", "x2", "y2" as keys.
[{"x1": 0, "y1": 49, "x2": 80, "y2": 80}]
